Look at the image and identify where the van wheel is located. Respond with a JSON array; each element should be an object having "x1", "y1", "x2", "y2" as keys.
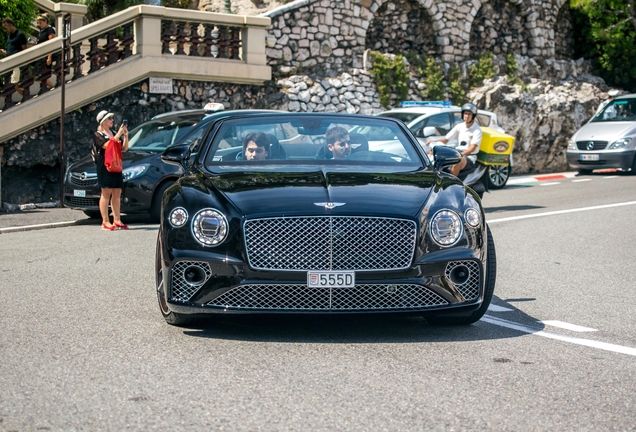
[
  {"x1": 150, "y1": 181, "x2": 173, "y2": 223},
  {"x1": 578, "y1": 169, "x2": 593, "y2": 175},
  {"x1": 487, "y1": 164, "x2": 510, "y2": 189}
]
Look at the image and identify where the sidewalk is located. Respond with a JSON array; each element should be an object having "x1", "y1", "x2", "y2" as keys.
[{"x1": 0, "y1": 206, "x2": 93, "y2": 233}]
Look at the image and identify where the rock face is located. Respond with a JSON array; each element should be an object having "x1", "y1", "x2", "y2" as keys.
[{"x1": 470, "y1": 76, "x2": 601, "y2": 173}]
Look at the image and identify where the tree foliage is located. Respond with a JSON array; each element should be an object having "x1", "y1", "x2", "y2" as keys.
[
  {"x1": 571, "y1": 0, "x2": 636, "y2": 91},
  {"x1": 64, "y1": 0, "x2": 192, "y2": 22},
  {"x1": 0, "y1": 0, "x2": 38, "y2": 48},
  {"x1": 370, "y1": 51, "x2": 410, "y2": 108}
]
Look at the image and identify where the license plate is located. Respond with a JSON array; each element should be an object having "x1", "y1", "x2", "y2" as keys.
[
  {"x1": 580, "y1": 154, "x2": 599, "y2": 161},
  {"x1": 307, "y1": 271, "x2": 355, "y2": 288},
  {"x1": 73, "y1": 190, "x2": 86, "y2": 197}
]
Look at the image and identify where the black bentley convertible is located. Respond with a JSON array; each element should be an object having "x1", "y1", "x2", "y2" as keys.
[{"x1": 156, "y1": 112, "x2": 496, "y2": 326}]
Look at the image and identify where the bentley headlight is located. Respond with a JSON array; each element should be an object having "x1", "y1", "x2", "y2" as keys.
[
  {"x1": 192, "y1": 209, "x2": 228, "y2": 246},
  {"x1": 567, "y1": 139, "x2": 577, "y2": 150},
  {"x1": 430, "y1": 210, "x2": 462, "y2": 246},
  {"x1": 464, "y1": 208, "x2": 481, "y2": 227},
  {"x1": 169, "y1": 207, "x2": 188, "y2": 228},
  {"x1": 608, "y1": 137, "x2": 632, "y2": 149},
  {"x1": 122, "y1": 164, "x2": 149, "y2": 182}
]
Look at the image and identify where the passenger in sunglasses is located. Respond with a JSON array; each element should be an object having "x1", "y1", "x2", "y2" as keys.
[{"x1": 326, "y1": 126, "x2": 352, "y2": 160}]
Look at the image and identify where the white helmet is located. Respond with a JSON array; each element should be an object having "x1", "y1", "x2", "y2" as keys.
[{"x1": 461, "y1": 102, "x2": 477, "y2": 119}]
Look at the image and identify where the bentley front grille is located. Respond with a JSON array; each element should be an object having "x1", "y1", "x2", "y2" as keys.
[
  {"x1": 208, "y1": 284, "x2": 448, "y2": 311},
  {"x1": 445, "y1": 260, "x2": 481, "y2": 301},
  {"x1": 170, "y1": 261, "x2": 212, "y2": 301},
  {"x1": 244, "y1": 216, "x2": 416, "y2": 271},
  {"x1": 69, "y1": 172, "x2": 99, "y2": 187}
]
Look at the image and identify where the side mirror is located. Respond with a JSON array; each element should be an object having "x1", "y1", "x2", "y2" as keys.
[
  {"x1": 161, "y1": 144, "x2": 190, "y2": 170},
  {"x1": 423, "y1": 126, "x2": 437, "y2": 137},
  {"x1": 433, "y1": 146, "x2": 462, "y2": 173}
]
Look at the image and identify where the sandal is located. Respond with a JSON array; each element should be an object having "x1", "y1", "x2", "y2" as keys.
[
  {"x1": 114, "y1": 222, "x2": 129, "y2": 230},
  {"x1": 102, "y1": 223, "x2": 115, "y2": 231}
]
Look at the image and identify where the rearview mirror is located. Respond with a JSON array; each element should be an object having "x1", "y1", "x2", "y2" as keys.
[
  {"x1": 433, "y1": 146, "x2": 462, "y2": 173},
  {"x1": 161, "y1": 144, "x2": 190, "y2": 170}
]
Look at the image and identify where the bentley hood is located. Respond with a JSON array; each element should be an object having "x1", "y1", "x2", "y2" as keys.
[{"x1": 204, "y1": 169, "x2": 436, "y2": 219}]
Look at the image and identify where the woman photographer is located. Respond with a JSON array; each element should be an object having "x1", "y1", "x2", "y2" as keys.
[{"x1": 93, "y1": 110, "x2": 129, "y2": 230}]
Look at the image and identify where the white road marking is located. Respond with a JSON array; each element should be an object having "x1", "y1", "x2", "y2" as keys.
[
  {"x1": 482, "y1": 315, "x2": 636, "y2": 357},
  {"x1": 487, "y1": 304, "x2": 514, "y2": 312},
  {"x1": 572, "y1": 179, "x2": 592, "y2": 183},
  {"x1": 539, "y1": 320, "x2": 598, "y2": 332},
  {"x1": 488, "y1": 201, "x2": 636, "y2": 224},
  {"x1": 539, "y1": 182, "x2": 561, "y2": 186},
  {"x1": 603, "y1": 176, "x2": 619, "y2": 179}
]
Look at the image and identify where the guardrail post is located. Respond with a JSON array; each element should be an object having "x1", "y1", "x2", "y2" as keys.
[{"x1": 135, "y1": 15, "x2": 163, "y2": 57}]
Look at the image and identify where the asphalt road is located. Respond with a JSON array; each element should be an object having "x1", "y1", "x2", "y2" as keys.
[{"x1": 0, "y1": 171, "x2": 635, "y2": 431}]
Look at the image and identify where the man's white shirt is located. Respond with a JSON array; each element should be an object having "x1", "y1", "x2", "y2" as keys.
[{"x1": 445, "y1": 122, "x2": 482, "y2": 160}]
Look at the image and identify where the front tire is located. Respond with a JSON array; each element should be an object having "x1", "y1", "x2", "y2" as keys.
[
  {"x1": 155, "y1": 233, "x2": 195, "y2": 326},
  {"x1": 577, "y1": 168, "x2": 593, "y2": 175},
  {"x1": 487, "y1": 164, "x2": 510, "y2": 189},
  {"x1": 83, "y1": 210, "x2": 101, "y2": 219},
  {"x1": 426, "y1": 224, "x2": 497, "y2": 325}
]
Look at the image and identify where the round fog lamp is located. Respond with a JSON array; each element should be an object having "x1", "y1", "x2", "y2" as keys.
[
  {"x1": 464, "y1": 208, "x2": 481, "y2": 227},
  {"x1": 430, "y1": 210, "x2": 462, "y2": 246},
  {"x1": 169, "y1": 207, "x2": 188, "y2": 228}
]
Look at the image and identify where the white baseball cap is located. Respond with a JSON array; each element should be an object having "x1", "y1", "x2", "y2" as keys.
[
  {"x1": 96, "y1": 110, "x2": 114, "y2": 124},
  {"x1": 608, "y1": 89, "x2": 619, "y2": 97}
]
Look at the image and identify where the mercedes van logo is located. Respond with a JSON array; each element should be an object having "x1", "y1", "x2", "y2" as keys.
[{"x1": 586, "y1": 141, "x2": 595, "y2": 150}]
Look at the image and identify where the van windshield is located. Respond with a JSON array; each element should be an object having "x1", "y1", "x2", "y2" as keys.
[{"x1": 591, "y1": 98, "x2": 636, "y2": 122}]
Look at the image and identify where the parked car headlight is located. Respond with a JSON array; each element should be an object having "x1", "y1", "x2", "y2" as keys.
[
  {"x1": 430, "y1": 210, "x2": 462, "y2": 246},
  {"x1": 567, "y1": 139, "x2": 577, "y2": 150},
  {"x1": 608, "y1": 137, "x2": 632, "y2": 149},
  {"x1": 192, "y1": 209, "x2": 228, "y2": 246},
  {"x1": 122, "y1": 164, "x2": 149, "y2": 182}
]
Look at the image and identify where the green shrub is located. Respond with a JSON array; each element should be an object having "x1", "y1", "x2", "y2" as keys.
[
  {"x1": 370, "y1": 51, "x2": 410, "y2": 108},
  {"x1": 468, "y1": 53, "x2": 496, "y2": 88},
  {"x1": 448, "y1": 64, "x2": 465, "y2": 104},
  {"x1": 423, "y1": 58, "x2": 445, "y2": 100},
  {"x1": 505, "y1": 54, "x2": 523, "y2": 86}
]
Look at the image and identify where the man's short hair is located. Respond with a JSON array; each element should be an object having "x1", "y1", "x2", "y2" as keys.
[
  {"x1": 36, "y1": 15, "x2": 49, "y2": 23},
  {"x1": 242, "y1": 132, "x2": 269, "y2": 152},
  {"x1": 326, "y1": 126, "x2": 349, "y2": 145},
  {"x1": 2, "y1": 17, "x2": 16, "y2": 26}
]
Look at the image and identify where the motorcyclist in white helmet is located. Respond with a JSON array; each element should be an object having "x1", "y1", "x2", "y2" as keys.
[{"x1": 426, "y1": 102, "x2": 482, "y2": 177}]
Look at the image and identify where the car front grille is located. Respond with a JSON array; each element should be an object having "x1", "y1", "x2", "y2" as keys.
[
  {"x1": 64, "y1": 196, "x2": 100, "y2": 207},
  {"x1": 69, "y1": 172, "x2": 98, "y2": 187},
  {"x1": 207, "y1": 284, "x2": 448, "y2": 311},
  {"x1": 244, "y1": 216, "x2": 417, "y2": 271},
  {"x1": 170, "y1": 261, "x2": 212, "y2": 301},
  {"x1": 444, "y1": 260, "x2": 481, "y2": 301},
  {"x1": 576, "y1": 141, "x2": 607, "y2": 151}
]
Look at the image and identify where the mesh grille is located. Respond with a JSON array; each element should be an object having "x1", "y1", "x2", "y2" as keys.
[
  {"x1": 70, "y1": 173, "x2": 99, "y2": 187},
  {"x1": 576, "y1": 141, "x2": 607, "y2": 151},
  {"x1": 445, "y1": 260, "x2": 481, "y2": 300},
  {"x1": 64, "y1": 196, "x2": 100, "y2": 207},
  {"x1": 170, "y1": 261, "x2": 212, "y2": 301},
  {"x1": 208, "y1": 284, "x2": 448, "y2": 310},
  {"x1": 244, "y1": 216, "x2": 416, "y2": 271}
]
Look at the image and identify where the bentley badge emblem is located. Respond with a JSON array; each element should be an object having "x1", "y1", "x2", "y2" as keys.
[
  {"x1": 587, "y1": 141, "x2": 595, "y2": 150},
  {"x1": 314, "y1": 202, "x2": 345, "y2": 209}
]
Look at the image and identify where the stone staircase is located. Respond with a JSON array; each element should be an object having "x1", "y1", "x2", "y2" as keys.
[{"x1": 0, "y1": 4, "x2": 271, "y2": 144}]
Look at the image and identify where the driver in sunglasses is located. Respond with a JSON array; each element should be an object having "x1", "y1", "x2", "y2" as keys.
[{"x1": 326, "y1": 127, "x2": 352, "y2": 160}]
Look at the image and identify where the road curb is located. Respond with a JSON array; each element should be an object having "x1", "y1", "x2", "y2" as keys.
[{"x1": 0, "y1": 220, "x2": 81, "y2": 234}]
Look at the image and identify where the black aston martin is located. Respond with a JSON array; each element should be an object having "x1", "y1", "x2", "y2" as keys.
[{"x1": 156, "y1": 112, "x2": 496, "y2": 326}]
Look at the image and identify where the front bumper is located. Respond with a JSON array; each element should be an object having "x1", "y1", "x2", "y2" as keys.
[
  {"x1": 566, "y1": 150, "x2": 635, "y2": 171},
  {"x1": 63, "y1": 179, "x2": 154, "y2": 213},
  {"x1": 159, "y1": 248, "x2": 486, "y2": 316}
]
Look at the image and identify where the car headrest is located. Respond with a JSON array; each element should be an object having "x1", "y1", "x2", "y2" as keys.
[
  {"x1": 266, "y1": 134, "x2": 287, "y2": 160},
  {"x1": 349, "y1": 133, "x2": 369, "y2": 153}
]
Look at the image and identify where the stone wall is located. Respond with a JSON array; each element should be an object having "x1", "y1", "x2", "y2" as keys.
[{"x1": 264, "y1": 0, "x2": 573, "y2": 72}]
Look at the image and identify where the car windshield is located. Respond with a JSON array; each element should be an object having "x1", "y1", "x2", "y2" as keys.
[
  {"x1": 378, "y1": 111, "x2": 426, "y2": 123},
  {"x1": 591, "y1": 98, "x2": 636, "y2": 122},
  {"x1": 127, "y1": 116, "x2": 202, "y2": 151},
  {"x1": 204, "y1": 115, "x2": 425, "y2": 171}
]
